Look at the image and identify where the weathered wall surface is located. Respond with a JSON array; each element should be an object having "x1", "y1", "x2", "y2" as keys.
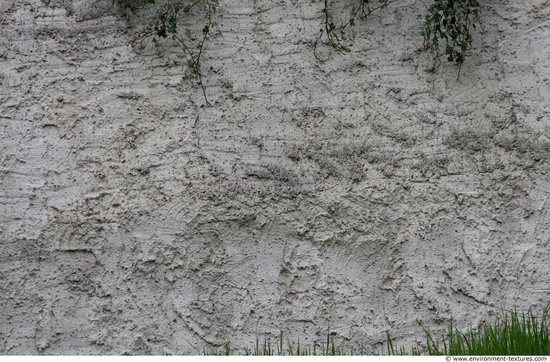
[{"x1": 1, "y1": 0, "x2": 549, "y2": 355}]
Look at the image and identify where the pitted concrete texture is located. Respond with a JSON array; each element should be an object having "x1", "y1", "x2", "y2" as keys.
[{"x1": 1, "y1": 0, "x2": 549, "y2": 355}]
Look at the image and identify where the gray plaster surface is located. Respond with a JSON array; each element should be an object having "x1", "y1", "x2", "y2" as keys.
[{"x1": 1, "y1": 0, "x2": 549, "y2": 355}]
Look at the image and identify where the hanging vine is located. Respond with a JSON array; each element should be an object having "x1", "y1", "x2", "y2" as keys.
[
  {"x1": 115, "y1": 0, "x2": 484, "y2": 101},
  {"x1": 314, "y1": 0, "x2": 392, "y2": 61},
  {"x1": 422, "y1": 0, "x2": 482, "y2": 79},
  {"x1": 117, "y1": 0, "x2": 217, "y2": 104}
]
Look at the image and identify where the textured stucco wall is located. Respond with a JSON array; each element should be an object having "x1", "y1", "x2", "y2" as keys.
[{"x1": 1, "y1": 0, "x2": 549, "y2": 355}]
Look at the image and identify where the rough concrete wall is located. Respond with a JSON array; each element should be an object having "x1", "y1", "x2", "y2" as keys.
[{"x1": 1, "y1": 0, "x2": 549, "y2": 355}]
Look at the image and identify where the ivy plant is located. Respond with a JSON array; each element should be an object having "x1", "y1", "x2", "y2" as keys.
[
  {"x1": 422, "y1": 0, "x2": 482, "y2": 78},
  {"x1": 116, "y1": 0, "x2": 484, "y2": 101}
]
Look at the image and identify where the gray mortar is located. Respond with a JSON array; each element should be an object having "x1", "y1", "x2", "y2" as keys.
[{"x1": 1, "y1": 0, "x2": 549, "y2": 355}]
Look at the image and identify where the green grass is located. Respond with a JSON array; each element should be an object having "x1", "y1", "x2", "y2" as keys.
[
  {"x1": 202, "y1": 306, "x2": 550, "y2": 356},
  {"x1": 414, "y1": 306, "x2": 550, "y2": 356},
  {"x1": 241, "y1": 329, "x2": 345, "y2": 356}
]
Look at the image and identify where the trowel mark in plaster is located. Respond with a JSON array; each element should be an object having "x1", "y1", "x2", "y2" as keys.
[
  {"x1": 152, "y1": 201, "x2": 204, "y2": 233},
  {"x1": 332, "y1": 216, "x2": 390, "y2": 271},
  {"x1": 211, "y1": 255, "x2": 255, "y2": 290}
]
